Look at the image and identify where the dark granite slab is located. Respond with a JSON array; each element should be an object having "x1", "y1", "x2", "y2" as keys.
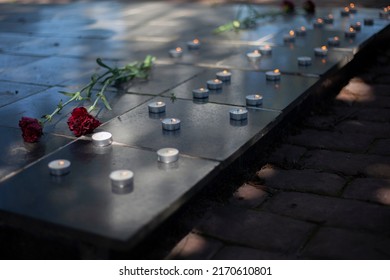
[{"x1": 0, "y1": 81, "x2": 47, "y2": 108}]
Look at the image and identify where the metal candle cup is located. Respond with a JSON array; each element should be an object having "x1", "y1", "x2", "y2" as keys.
[
  {"x1": 349, "y1": 3, "x2": 357, "y2": 13},
  {"x1": 351, "y1": 22, "x2": 361, "y2": 31},
  {"x1": 297, "y1": 56, "x2": 312, "y2": 66},
  {"x1": 216, "y1": 70, "x2": 232, "y2": 82},
  {"x1": 148, "y1": 101, "x2": 166, "y2": 113},
  {"x1": 207, "y1": 79, "x2": 223, "y2": 90},
  {"x1": 327, "y1": 36, "x2": 340, "y2": 46},
  {"x1": 324, "y1": 14, "x2": 334, "y2": 24},
  {"x1": 229, "y1": 108, "x2": 248, "y2": 121},
  {"x1": 246, "y1": 94, "x2": 263, "y2": 106},
  {"x1": 341, "y1": 7, "x2": 350, "y2": 16},
  {"x1": 187, "y1": 39, "x2": 201, "y2": 50},
  {"x1": 162, "y1": 118, "x2": 181, "y2": 131},
  {"x1": 295, "y1": 26, "x2": 306, "y2": 36},
  {"x1": 313, "y1": 18, "x2": 324, "y2": 28},
  {"x1": 157, "y1": 148, "x2": 179, "y2": 163},
  {"x1": 266, "y1": 69, "x2": 281, "y2": 81},
  {"x1": 314, "y1": 46, "x2": 328, "y2": 56},
  {"x1": 192, "y1": 87, "x2": 209, "y2": 99},
  {"x1": 48, "y1": 159, "x2": 71, "y2": 176},
  {"x1": 283, "y1": 30, "x2": 296, "y2": 43},
  {"x1": 246, "y1": 50, "x2": 261, "y2": 62},
  {"x1": 169, "y1": 47, "x2": 183, "y2": 58},
  {"x1": 110, "y1": 170, "x2": 134, "y2": 189},
  {"x1": 258, "y1": 45, "x2": 272, "y2": 55},
  {"x1": 345, "y1": 27, "x2": 356, "y2": 38},
  {"x1": 92, "y1": 131, "x2": 113, "y2": 147}
]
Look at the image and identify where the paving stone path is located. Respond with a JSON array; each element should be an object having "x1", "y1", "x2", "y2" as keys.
[{"x1": 166, "y1": 36, "x2": 390, "y2": 260}]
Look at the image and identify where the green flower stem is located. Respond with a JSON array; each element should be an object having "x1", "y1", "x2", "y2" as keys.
[{"x1": 42, "y1": 91, "x2": 82, "y2": 123}]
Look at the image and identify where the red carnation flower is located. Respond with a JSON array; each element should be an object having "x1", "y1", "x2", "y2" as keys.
[
  {"x1": 67, "y1": 107, "x2": 101, "y2": 137},
  {"x1": 303, "y1": 0, "x2": 316, "y2": 14},
  {"x1": 282, "y1": 0, "x2": 295, "y2": 14},
  {"x1": 19, "y1": 117, "x2": 43, "y2": 143}
]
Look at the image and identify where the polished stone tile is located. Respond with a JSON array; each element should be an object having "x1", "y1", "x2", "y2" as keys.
[
  {"x1": 0, "y1": 81, "x2": 47, "y2": 108},
  {"x1": 100, "y1": 97, "x2": 281, "y2": 161},
  {"x1": 0, "y1": 53, "x2": 44, "y2": 73},
  {"x1": 163, "y1": 68, "x2": 318, "y2": 111},
  {"x1": 218, "y1": 45, "x2": 351, "y2": 76},
  {"x1": 0, "y1": 126, "x2": 72, "y2": 182},
  {"x1": 0, "y1": 140, "x2": 219, "y2": 245}
]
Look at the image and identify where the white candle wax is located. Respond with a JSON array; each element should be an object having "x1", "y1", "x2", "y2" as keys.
[
  {"x1": 187, "y1": 39, "x2": 201, "y2": 50},
  {"x1": 110, "y1": 170, "x2": 134, "y2": 189},
  {"x1": 229, "y1": 108, "x2": 248, "y2": 121},
  {"x1": 216, "y1": 70, "x2": 232, "y2": 82},
  {"x1": 258, "y1": 45, "x2": 272, "y2": 55},
  {"x1": 265, "y1": 69, "x2": 281, "y2": 81},
  {"x1": 192, "y1": 87, "x2": 209, "y2": 99},
  {"x1": 169, "y1": 47, "x2": 183, "y2": 58},
  {"x1": 48, "y1": 159, "x2": 71, "y2": 176},
  {"x1": 246, "y1": 50, "x2": 261, "y2": 62},
  {"x1": 92, "y1": 131, "x2": 113, "y2": 147},
  {"x1": 157, "y1": 148, "x2": 179, "y2": 163},
  {"x1": 246, "y1": 94, "x2": 263, "y2": 106},
  {"x1": 206, "y1": 79, "x2": 223, "y2": 90},
  {"x1": 148, "y1": 101, "x2": 166, "y2": 114},
  {"x1": 162, "y1": 118, "x2": 181, "y2": 131},
  {"x1": 297, "y1": 56, "x2": 312, "y2": 66},
  {"x1": 327, "y1": 36, "x2": 340, "y2": 46},
  {"x1": 314, "y1": 46, "x2": 328, "y2": 56}
]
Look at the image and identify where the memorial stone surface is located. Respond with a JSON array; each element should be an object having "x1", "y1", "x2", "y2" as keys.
[{"x1": 0, "y1": 1, "x2": 388, "y2": 252}]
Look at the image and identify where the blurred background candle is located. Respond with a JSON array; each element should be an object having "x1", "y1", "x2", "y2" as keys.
[
  {"x1": 192, "y1": 87, "x2": 209, "y2": 99},
  {"x1": 216, "y1": 70, "x2": 232, "y2": 81},
  {"x1": 48, "y1": 159, "x2": 71, "y2": 176},
  {"x1": 187, "y1": 38, "x2": 201, "y2": 50},
  {"x1": 314, "y1": 46, "x2": 328, "y2": 56},
  {"x1": 341, "y1": 7, "x2": 350, "y2": 16},
  {"x1": 266, "y1": 69, "x2": 281, "y2": 81},
  {"x1": 324, "y1": 14, "x2": 334, "y2": 24},
  {"x1": 328, "y1": 36, "x2": 340, "y2": 46},
  {"x1": 259, "y1": 45, "x2": 272, "y2": 55},
  {"x1": 351, "y1": 22, "x2": 361, "y2": 31},
  {"x1": 313, "y1": 18, "x2": 324, "y2": 28},
  {"x1": 295, "y1": 26, "x2": 306, "y2": 36},
  {"x1": 207, "y1": 79, "x2": 223, "y2": 90},
  {"x1": 169, "y1": 47, "x2": 183, "y2": 58},
  {"x1": 297, "y1": 56, "x2": 312, "y2": 66},
  {"x1": 364, "y1": 18, "x2": 374, "y2": 25},
  {"x1": 345, "y1": 27, "x2": 356, "y2": 38},
  {"x1": 349, "y1": 2, "x2": 357, "y2": 13},
  {"x1": 246, "y1": 50, "x2": 261, "y2": 62},
  {"x1": 283, "y1": 30, "x2": 295, "y2": 42}
]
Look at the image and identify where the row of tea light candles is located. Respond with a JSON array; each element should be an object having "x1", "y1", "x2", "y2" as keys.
[
  {"x1": 169, "y1": 38, "x2": 201, "y2": 58},
  {"x1": 48, "y1": 132, "x2": 180, "y2": 189}
]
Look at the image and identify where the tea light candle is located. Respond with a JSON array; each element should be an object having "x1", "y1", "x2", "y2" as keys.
[
  {"x1": 313, "y1": 18, "x2": 324, "y2": 28},
  {"x1": 259, "y1": 45, "x2": 272, "y2": 55},
  {"x1": 92, "y1": 131, "x2": 113, "y2": 147},
  {"x1": 110, "y1": 170, "x2": 134, "y2": 189},
  {"x1": 192, "y1": 87, "x2": 209, "y2": 99},
  {"x1": 324, "y1": 14, "x2": 334, "y2": 24},
  {"x1": 283, "y1": 30, "x2": 296, "y2": 43},
  {"x1": 169, "y1": 47, "x2": 183, "y2": 58},
  {"x1": 364, "y1": 18, "x2": 374, "y2": 25},
  {"x1": 246, "y1": 50, "x2": 261, "y2": 62},
  {"x1": 314, "y1": 46, "x2": 328, "y2": 56},
  {"x1": 345, "y1": 27, "x2": 356, "y2": 38},
  {"x1": 148, "y1": 101, "x2": 166, "y2": 114},
  {"x1": 48, "y1": 159, "x2": 71, "y2": 176},
  {"x1": 351, "y1": 22, "x2": 361, "y2": 31},
  {"x1": 157, "y1": 148, "x2": 179, "y2": 163},
  {"x1": 327, "y1": 36, "x2": 340, "y2": 46},
  {"x1": 379, "y1": 7, "x2": 389, "y2": 18},
  {"x1": 187, "y1": 38, "x2": 201, "y2": 50},
  {"x1": 229, "y1": 108, "x2": 248, "y2": 121},
  {"x1": 207, "y1": 79, "x2": 223, "y2": 90},
  {"x1": 162, "y1": 118, "x2": 181, "y2": 131},
  {"x1": 349, "y1": 3, "x2": 357, "y2": 13},
  {"x1": 246, "y1": 94, "x2": 263, "y2": 106},
  {"x1": 216, "y1": 70, "x2": 232, "y2": 81},
  {"x1": 297, "y1": 56, "x2": 312, "y2": 66},
  {"x1": 266, "y1": 69, "x2": 281, "y2": 81},
  {"x1": 295, "y1": 26, "x2": 306, "y2": 36},
  {"x1": 341, "y1": 7, "x2": 350, "y2": 16}
]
